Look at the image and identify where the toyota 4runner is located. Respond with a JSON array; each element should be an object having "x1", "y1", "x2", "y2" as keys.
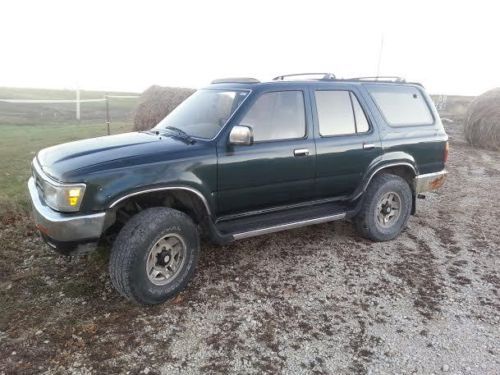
[{"x1": 28, "y1": 73, "x2": 448, "y2": 305}]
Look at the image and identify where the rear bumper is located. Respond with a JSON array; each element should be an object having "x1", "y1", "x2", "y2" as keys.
[
  {"x1": 414, "y1": 170, "x2": 447, "y2": 193},
  {"x1": 28, "y1": 177, "x2": 107, "y2": 244}
]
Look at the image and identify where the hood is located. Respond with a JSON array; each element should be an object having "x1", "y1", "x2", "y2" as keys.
[{"x1": 37, "y1": 131, "x2": 200, "y2": 182}]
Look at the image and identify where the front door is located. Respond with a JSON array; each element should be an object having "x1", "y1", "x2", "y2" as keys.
[{"x1": 217, "y1": 90, "x2": 315, "y2": 216}]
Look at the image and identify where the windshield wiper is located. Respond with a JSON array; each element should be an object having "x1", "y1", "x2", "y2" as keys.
[
  {"x1": 141, "y1": 129, "x2": 160, "y2": 135},
  {"x1": 160, "y1": 126, "x2": 196, "y2": 144}
]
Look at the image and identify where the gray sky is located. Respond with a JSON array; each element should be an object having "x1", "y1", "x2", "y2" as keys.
[{"x1": 1, "y1": 0, "x2": 498, "y2": 95}]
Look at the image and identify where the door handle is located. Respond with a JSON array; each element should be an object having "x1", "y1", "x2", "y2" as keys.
[
  {"x1": 294, "y1": 148, "x2": 310, "y2": 156},
  {"x1": 363, "y1": 143, "x2": 375, "y2": 150}
]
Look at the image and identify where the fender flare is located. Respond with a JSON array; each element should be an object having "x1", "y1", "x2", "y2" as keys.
[
  {"x1": 107, "y1": 185, "x2": 213, "y2": 218},
  {"x1": 351, "y1": 161, "x2": 418, "y2": 201}
]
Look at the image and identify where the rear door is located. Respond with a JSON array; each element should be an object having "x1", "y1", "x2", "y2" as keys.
[
  {"x1": 216, "y1": 89, "x2": 316, "y2": 215},
  {"x1": 310, "y1": 85, "x2": 383, "y2": 199}
]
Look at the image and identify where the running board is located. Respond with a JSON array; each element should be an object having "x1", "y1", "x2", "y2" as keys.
[
  {"x1": 215, "y1": 200, "x2": 354, "y2": 241},
  {"x1": 232, "y1": 212, "x2": 346, "y2": 240}
]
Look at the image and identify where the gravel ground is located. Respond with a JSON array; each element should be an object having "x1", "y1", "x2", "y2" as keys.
[{"x1": 0, "y1": 122, "x2": 499, "y2": 374}]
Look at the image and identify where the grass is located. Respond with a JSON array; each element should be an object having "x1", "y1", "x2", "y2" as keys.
[{"x1": 0, "y1": 122, "x2": 133, "y2": 212}]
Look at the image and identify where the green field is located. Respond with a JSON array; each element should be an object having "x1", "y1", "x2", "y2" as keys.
[
  {"x1": 0, "y1": 87, "x2": 138, "y2": 213},
  {"x1": 0, "y1": 122, "x2": 134, "y2": 212}
]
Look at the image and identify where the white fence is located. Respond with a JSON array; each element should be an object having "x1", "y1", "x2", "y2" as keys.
[{"x1": 0, "y1": 93, "x2": 140, "y2": 134}]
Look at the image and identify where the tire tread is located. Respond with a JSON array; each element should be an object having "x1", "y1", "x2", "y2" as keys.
[
  {"x1": 109, "y1": 207, "x2": 199, "y2": 305},
  {"x1": 355, "y1": 173, "x2": 412, "y2": 242}
]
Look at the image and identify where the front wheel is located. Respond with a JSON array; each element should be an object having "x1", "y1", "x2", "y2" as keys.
[
  {"x1": 109, "y1": 207, "x2": 200, "y2": 305},
  {"x1": 355, "y1": 174, "x2": 412, "y2": 242}
]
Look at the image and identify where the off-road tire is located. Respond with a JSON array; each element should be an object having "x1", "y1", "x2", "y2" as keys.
[
  {"x1": 355, "y1": 174, "x2": 412, "y2": 242},
  {"x1": 109, "y1": 207, "x2": 200, "y2": 305}
]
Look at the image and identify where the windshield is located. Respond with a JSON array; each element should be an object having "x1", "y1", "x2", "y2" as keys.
[{"x1": 154, "y1": 89, "x2": 249, "y2": 139}]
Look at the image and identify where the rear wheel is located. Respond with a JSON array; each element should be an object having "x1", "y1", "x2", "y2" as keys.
[
  {"x1": 109, "y1": 207, "x2": 200, "y2": 305},
  {"x1": 355, "y1": 174, "x2": 412, "y2": 241}
]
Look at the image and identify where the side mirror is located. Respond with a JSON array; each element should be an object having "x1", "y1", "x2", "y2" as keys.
[{"x1": 229, "y1": 125, "x2": 254, "y2": 146}]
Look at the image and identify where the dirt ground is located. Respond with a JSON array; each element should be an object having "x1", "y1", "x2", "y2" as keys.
[{"x1": 0, "y1": 122, "x2": 499, "y2": 374}]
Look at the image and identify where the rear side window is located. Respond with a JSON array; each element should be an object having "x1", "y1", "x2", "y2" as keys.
[
  {"x1": 315, "y1": 90, "x2": 370, "y2": 136},
  {"x1": 367, "y1": 85, "x2": 434, "y2": 126},
  {"x1": 240, "y1": 91, "x2": 305, "y2": 142}
]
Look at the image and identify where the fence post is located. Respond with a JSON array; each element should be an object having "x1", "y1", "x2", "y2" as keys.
[
  {"x1": 76, "y1": 88, "x2": 80, "y2": 122},
  {"x1": 105, "y1": 93, "x2": 110, "y2": 135}
]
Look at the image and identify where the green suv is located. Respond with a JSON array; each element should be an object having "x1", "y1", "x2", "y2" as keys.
[{"x1": 28, "y1": 73, "x2": 448, "y2": 305}]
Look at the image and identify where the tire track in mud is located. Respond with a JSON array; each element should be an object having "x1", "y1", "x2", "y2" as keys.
[
  {"x1": 434, "y1": 208, "x2": 473, "y2": 290},
  {"x1": 331, "y1": 225, "x2": 385, "y2": 374},
  {"x1": 387, "y1": 232, "x2": 445, "y2": 321},
  {"x1": 434, "y1": 134, "x2": 500, "y2": 321}
]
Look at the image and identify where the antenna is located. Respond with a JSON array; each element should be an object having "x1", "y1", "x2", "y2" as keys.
[{"x1": 376, "y1": 34, "x2": 384, "y2": 77}]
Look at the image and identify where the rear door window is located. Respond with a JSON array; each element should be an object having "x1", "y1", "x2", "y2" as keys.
[
  {"x1": 314, "y1": 90, "x2": 370, "y2": 136},
  {"x1": 367, "y1": 85, "x2": 434, "y2": 126},
  {"x1": 351, "y1": 94, "x2": 369, "y2": 133}
]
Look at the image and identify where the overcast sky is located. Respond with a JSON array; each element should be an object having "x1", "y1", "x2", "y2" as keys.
[{"x1": 1, "y1": 0, "x2": 498, "y2": 95}]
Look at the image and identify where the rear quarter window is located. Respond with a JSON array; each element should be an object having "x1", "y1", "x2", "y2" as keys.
[{"x1": 366, "y1": 85, "x2": 434, "y2": 126}]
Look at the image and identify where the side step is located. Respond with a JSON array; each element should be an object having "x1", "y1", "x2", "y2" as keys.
[{"x1": 216, "y1": 201, "x2": 354, "y2": 241}]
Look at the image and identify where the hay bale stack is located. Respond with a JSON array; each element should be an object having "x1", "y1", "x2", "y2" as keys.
[
  {"x1": 134, "y1": 85, "x2": 195, "y2": 131},
  {"x1": 464, "y1": 88, "x2": 500, "y2": 151}
]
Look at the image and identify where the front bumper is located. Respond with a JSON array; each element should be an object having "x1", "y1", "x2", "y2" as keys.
[
  {"x1": 28, "y1": 177, "x2": 107, "y2": 243},
  {"x1": 414, "y1": 170, "x2": 447, "y2": 193}
]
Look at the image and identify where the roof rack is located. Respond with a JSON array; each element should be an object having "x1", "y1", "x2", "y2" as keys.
[
  {"x1": 272, "y1": 73, "x2": 336, "y2": 81},
  {"x1": 210, "y1": 74, "x2": 412, "y2": 86},
  {"x1": 211, "y1": 77, "x2": 260, "y2": 84},
  {"x1": 347, "y1": 76, "x2": 406, "y2": 82}
]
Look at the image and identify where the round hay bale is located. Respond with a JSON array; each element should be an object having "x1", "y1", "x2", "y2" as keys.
[
  {"x1": 464, "y1": 88, "x2": 500, "y2": 151},
  {"x1": 134, "y1": 85, "x2": 195, "y2": 131}
]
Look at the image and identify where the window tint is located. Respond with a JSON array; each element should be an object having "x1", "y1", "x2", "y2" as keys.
[
  {"x1": 240, "y1": 91, "x2": 305, "y2": 142},
  {"x1": 367, "y1": 85, "x2": 433, "y2": 126},
  {"x1": 315, "y1": 91, "x2": 356, "y2": 136},
  {"x1": 351, "y1": 93, "x2": 370, "y2": 133}
]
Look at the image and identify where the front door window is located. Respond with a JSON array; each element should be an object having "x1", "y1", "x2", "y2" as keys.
[{"x1": 239, "y1": 91, "x2": 306, "y2": 142}]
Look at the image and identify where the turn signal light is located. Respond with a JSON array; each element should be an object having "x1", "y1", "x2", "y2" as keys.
[{"x1": 68, "y1": 188, "x2": 81, "y2": 206}]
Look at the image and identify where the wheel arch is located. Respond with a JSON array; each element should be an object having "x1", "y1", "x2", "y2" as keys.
[
  {"x1": 110, "y1": 186, "x2": 210, "y2": 209},
  {"x1": 353, "y1": 161, "x2": 418, "y2": 201},
  {"x1": 108, "y1": 186, "x2": 213, "y2": 224}
]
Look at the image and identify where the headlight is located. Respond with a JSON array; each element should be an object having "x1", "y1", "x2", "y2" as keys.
[{"x1": 43, "y1": 180, "x2": 86, "y2": 212}]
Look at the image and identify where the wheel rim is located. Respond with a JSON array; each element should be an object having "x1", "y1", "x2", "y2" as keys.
[
  {"x1": 376, "y1": 191, "x2": 402, "y2": 228},
  {"x1": 146, "y1": 233, "x2": 186, "y2": 286}
]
